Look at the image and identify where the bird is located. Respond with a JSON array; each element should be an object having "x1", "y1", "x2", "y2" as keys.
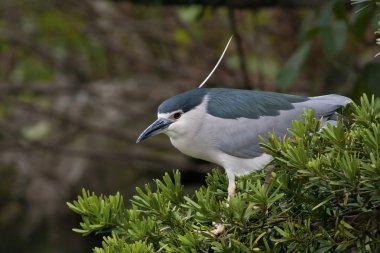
[{"x1": 136, "y1": 87, "x2": 352, "y2": 197}]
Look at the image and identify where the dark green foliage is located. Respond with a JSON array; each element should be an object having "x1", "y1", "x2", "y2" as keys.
[
  {"x1": 68, "y1": 95, "x2": 380, "y2": 252},
  {"x1": 278, "y1": 0, "x2": 380, "y2": 90},
  {"x1": 351, "y1": 0, "x2": 380, "y2": 53}
]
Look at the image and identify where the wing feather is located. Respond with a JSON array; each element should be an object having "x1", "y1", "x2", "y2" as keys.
[{"x1": 211, "y1": 91, "x2": 351, "y2": 159}]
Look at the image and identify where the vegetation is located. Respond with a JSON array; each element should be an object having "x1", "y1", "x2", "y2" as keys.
[
  {"x1": 1, "y1": 0, "x2": 379, "y2": 252},
  {"x1": 68, "y1": 95, "x2": 380, "y2": 252},
  {"x1": 352, "y1": 0, "x2": 380, "y2": 56}
]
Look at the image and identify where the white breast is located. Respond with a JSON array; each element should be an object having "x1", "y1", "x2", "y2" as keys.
[{"x1": 164, "y1": 97, "x2": 219, "y2": 163}]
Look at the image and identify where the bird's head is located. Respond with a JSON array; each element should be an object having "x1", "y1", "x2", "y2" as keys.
[
  {"x1": 136, "y1": 88, "x2": 208, "y2": 143},
  {"x1": 136, "y1": 36, "x2": 234, "y2": 144}
]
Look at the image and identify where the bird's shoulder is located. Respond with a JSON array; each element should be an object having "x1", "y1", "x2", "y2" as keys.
[{"x1": 205, "y1": 88, "x2": 309, "y2": 119}]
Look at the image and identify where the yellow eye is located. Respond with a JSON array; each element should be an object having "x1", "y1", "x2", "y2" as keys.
[{"x1": 173, "y1": 112, "x2": 182, "y2": 120}]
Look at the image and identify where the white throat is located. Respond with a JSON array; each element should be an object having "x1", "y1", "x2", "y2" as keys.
[{"x1": 161, "y1": 97, "x2": 217, "y2": 162}]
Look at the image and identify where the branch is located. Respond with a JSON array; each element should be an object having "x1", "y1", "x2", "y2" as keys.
[
  {"x1": 228, "y1": 9, "x2": 252, "y2": 89},
  {"x1": 113, "y1": 0, "x2": 330, "y2": 9},
  {"x1": 0, "y1": 121, "x2": 200, "y2": 173},
  {"x1": 0, "y1": 82, "x2": 78, "y2": 95}
]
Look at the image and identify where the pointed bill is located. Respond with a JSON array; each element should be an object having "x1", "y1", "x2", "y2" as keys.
[{"x1": 136, "y1": 118, "x2": 172, "y2": 143}]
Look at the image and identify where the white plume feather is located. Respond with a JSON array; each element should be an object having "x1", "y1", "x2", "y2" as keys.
[{"x1": 198, "y1": 36, "x2": 233, "y2": 88}]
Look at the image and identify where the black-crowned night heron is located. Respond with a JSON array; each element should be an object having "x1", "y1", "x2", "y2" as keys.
[{"x1": 136, "y1": 87, "x2": 352, "y2": 197}]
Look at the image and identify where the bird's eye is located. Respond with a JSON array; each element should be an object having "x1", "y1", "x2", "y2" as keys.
[{"x1": 173, "y1": 112, "x2": 182, "y2": 120}]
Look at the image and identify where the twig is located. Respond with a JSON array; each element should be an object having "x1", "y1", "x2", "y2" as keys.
[
  {"x1": 113, "y1": 0, "x2": 331, "y2": 9},
  {"x1": 228, "y1": 8, "x2": 252, "y2": 89}
]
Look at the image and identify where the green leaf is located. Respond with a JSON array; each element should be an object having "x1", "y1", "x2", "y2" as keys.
[
  {"x1": 320, "y1": 20, "x2": 348, "y2": 59},
  {"x1": 21, "y1": 121, "x2": 51, "y2": 141},
  {"x1": 351, "y1": 3, "x2": 376, "y2": 41},
  {"x1": 312, "y1": 196, "x2": 334, "y2": 211},
  {"x1": 353, "y1": 62, "x2": 380, "y2": 97},
  {"x1": 277, "y1": 42, "x2": 311, "y2": 90}
]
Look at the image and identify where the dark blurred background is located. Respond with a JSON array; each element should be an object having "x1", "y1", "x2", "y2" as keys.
[{"x1": 0, "y1": 0, "x2": 379, "y2": 252}]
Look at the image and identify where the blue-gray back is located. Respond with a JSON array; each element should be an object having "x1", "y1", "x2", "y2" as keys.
[
  {"x1": 206, "y1": 88, "x2": 308, "y2": 119},
  {"x1": 158, "y1": 88, "x2": 308, "y2": 119}
]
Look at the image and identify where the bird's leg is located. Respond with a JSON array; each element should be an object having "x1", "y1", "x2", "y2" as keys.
[
  {"x1": 263, "y1": 165, "x2": 273, "y2": 192},
  {"x1": 210, "y1": 174, "x2": 236, "y2": 236},
  {"x1": 210, "y1": 223, "x2": 225, "y2": 236},
  {"x1": 227, "y1": 175, "x2": 236, "y2": 198}
]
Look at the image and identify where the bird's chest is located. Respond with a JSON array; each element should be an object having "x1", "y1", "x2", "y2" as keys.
[{"x1": 169, "y1": 133, "x2": 216, "y2": 163}]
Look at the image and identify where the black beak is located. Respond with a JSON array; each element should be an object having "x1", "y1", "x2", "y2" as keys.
[{"x1": 136, "y1": 118, "x2": 172, "y2": 143}]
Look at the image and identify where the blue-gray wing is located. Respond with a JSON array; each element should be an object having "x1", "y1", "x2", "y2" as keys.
[
  {"x1": 213, "y1": 92, "x2": 351, "y2": 159},
  {"x1": 206, "y1": 88, "x2": 308, "y2": 119}
]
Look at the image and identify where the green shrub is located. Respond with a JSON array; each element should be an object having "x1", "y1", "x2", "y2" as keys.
[{"x1": 68, "y1": 95, "x2": 380, "y2": 252}]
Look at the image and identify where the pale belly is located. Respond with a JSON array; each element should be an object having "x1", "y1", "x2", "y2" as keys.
[
  {"x1": 169, "y1": 135, "x2": 219, "y2": 164},
  {"x1": 218, "y1": 153, "x2": 273, "y2": 176},
  {"x1": 169, "y1": 134, "x2": 272, "y2": 177}
]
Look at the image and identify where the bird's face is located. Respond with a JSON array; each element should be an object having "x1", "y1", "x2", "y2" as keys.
[
  {"x1": 136, "y1": 109, "x2": 185, "y2": 143},
  {"x1": 136, "y1": 88, "x2": 207, "y2": 143}
]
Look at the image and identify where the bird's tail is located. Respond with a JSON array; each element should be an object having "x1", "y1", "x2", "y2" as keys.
[
  {"x1": 309, "y1": 94, "x2": 352, "y2": 127},
  {"x1": 311, "y1": 94, "x2": 353, "y2": 107}
]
